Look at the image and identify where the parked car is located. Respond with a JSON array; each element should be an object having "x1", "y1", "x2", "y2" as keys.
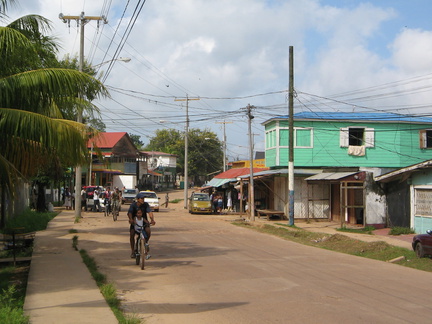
[
  {"x1": 412, "y1": 229, "x2": 432, "y2": 258},
  {"x1": 122, "y1": 188, "x2": 138, "y2": 204},
  {"x1": 83, "y1": 186, "x2": 100, "y2": 211},
  {"x1": 189, "y1": 192, "x2": 212, "y2": 214},
  {"x1": 139, "y1": 190, "x2": 160, "y2": 212}
]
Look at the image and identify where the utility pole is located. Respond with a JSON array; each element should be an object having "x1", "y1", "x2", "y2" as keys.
[
  {"x1": 247, "y1": 104, "x2": 255, "y2": 221},
  {"x1": 288, "y1": 46, "x2": 295, "y2": 226},
  {"x1": 215, "y1": 120, "x2": 232, "y2": 172},
  {"x1": 174, "y1": 95, "x2": 200, "y2": 209},
  {"x1": 59, "y1": 12, "x2": 107, "y2": 218}
]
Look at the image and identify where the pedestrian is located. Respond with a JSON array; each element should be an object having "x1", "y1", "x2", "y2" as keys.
[
  {"x1": 81, "y1": 187, "x2": 86, "y2": 211},
  {"x1": 64, "y1": 187, "x2": 72, "y2": 210},
  {"x1": 227, "y1": 190, "x2": 232, "y2": 212},
  {"x1": 165, "y1": 192, "x2": 169, "y2": 208},
  {"x1": 93, "y1": 188, "x2": 101, "y2": 212}
]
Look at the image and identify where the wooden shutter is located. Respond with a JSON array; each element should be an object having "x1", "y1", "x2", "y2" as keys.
[
  {"x1": 420, "y1": 130, "x2": 426, "y2": 149},
  {"x1": 364, "y1": 128, "x2": 374, "y2": 147},
  {"x1": 340, "y1": 128, "x2": 349, "y2": 147}
]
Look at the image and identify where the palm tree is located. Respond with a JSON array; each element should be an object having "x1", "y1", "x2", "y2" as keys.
[{"x1": 0, "y1": 0, "x2": 109, "y2": 226}]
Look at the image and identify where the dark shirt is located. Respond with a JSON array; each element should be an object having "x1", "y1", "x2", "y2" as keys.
[{"x1": 128, "y1": 201, "x2": 151, "y2": 221}]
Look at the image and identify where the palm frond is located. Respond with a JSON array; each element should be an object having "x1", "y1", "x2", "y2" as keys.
[{"x1": 0, "y1": 68, "x2": 109, "y2": 116}]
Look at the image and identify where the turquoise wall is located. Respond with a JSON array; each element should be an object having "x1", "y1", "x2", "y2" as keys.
[{"x1": 265, "y1": 120, "x2": 432, "y2": 168}]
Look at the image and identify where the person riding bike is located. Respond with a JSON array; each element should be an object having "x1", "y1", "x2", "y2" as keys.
[
  {"x1": 133, "y1": 208, "x2": 150, "y2": 258},
  {"x1": 111, "y1": 187, "x2": 121, "y2": 215},
  {"x1": 103, "y1": 187, "x2": 112, "y2": 215},
  {"x1": 128, "y1": 192, "x2": 155, "y2": 258}
]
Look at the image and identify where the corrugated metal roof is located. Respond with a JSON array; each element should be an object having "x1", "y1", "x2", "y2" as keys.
[
  {"x1": 375, "y1": 160, "x2": 432, "y2": 183},
  {"x1": 205, "y1": 178, "x2": 233, "y2": 187},
  {"x1": 305, "y1": 172, "x2": 359, "y2": 181},
  {"x1": 263, "y1": 112, "x2": 432, "y2": 125},
  {"x1": 88, "y1": 132, "x2": 128, "y2": 149}
]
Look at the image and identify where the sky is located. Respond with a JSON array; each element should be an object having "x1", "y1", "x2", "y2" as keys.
[{"x1": 6, "y1": 0, "x2": 432, "y2": 161}]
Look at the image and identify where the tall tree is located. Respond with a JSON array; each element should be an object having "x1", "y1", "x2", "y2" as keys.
[
  {"x1": 145, "y1": 128, "x2": 223, "y2": 180},
  {"x1": 0, "y1": 1, "x2": 108, "y2": 224},
  {"x1": 129, "y1": 134, "x2": 144, "y2": 149}
]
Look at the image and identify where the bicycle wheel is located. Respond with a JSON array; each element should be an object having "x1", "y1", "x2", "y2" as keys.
[
  {"x1": 140, "y1": 236, "x2": 145, "y2": 270},
  {"x1": 112, "y1": 204, "x2": 118, "y2": 221},
  {"x1": 135, "y1": 238, "x2": 140, "y2": 265}
]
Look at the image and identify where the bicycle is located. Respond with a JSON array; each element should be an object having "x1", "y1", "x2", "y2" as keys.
[
  {"x1": 104, "y1": 198, "x2": 111, "y2": 217},
  {"x1": 134, "y1": 224, "x2": 150, "y2": 270},
  {"x1": 111, "y1": 200, "x2": 120, "y2": 221}
]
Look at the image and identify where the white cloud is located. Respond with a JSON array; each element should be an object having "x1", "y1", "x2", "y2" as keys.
[{"x1": 6, "y1": 0, "x2": 432, "y2": 159}]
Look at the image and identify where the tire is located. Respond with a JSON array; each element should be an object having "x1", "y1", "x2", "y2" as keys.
[
  {"x1": 140, "y1": 238, "x2": 145, "y2": 270},
  {"x1": 112, "y1": 205, "x2": 118, "y2": 221},
  {"x1": 135, "y1": 250, "x2": 140, "y2": 265},
  {"x1": 415, "y1": 242, "x2": 425, "y2": 258}
]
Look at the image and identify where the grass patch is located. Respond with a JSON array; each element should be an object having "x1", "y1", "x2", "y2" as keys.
[
  {"x1": 171, "y1": 199, "x2": 182, "y2": 204},
  {"x1": 389, "y1": 227, "x2": 415, "y2": 235},
  {"x1": 77, "y1": 240, "x2": 140, "y2": 324},
  {"x1": 1, "y1": 209, "x2": 57, "y2": 234},
  {"x1": 0, "y1": 285, "x2": 29, "y2": 324},
  {"x1": 233, "y1": 222, "x2": 432, "y2": 272},
  {"x1": 0, "y1": 209, "x2": 57, "y2": 323},
  {"x1": 337, "y1": 225, "x2": 375, "y2": 234}
]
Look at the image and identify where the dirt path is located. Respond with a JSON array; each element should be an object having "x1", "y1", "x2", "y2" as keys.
[{"x1": 72, "y1": 189, "x2": 432, "y2": 324}]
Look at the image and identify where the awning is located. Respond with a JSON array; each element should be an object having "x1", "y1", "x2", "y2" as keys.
[
  {"x1": 305, "y1": 172, "x2": 359, "y2": 181},
  {"x1": 204, "y1": 178, "x2": 235, "y2": 188},
  {"x1": 146, "y1": 170, "x2": 162, "y2": 176}
]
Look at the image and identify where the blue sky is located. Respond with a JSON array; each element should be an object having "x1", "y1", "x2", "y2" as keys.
[{"x1": 7, "y1": 0, "x2": 432, "y2": 159}]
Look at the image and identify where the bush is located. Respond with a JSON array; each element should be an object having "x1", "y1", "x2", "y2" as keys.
[
  {"x1": 2, "y1": 209, "x2": 57, "y2": 234},
  {"x1": 389, "y1": 227, "x2": 415, "y2": 235}
]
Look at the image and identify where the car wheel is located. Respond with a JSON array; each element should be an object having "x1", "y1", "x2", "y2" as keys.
[{"x1": 415, "y1": 242, "x2": 425, "y2": 258}]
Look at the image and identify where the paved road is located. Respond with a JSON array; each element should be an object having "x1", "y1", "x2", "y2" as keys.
[{"x1": 75, "y1": 201, "x2": 432, "y2": 324}]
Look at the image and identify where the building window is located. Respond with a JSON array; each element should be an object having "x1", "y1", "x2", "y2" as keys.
[
  {"x1": 419, "y1": 130, "x2": 432, "y2": 149},
  {"x1": 295, "y1": 128, "x2": 313, "y2": 148},
  {"x1": 340, "y1": 127, "x2": 374, "y2": 148},
  {"x1": 265, "y1": 129, "x2": 277, "y2": 148}
]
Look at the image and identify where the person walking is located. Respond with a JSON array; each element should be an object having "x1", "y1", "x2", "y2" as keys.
[
  {"x1": 164, "y1": 192, "x2": 169, "y2": 208},
  {"x1": 64, "y1": 188, "x2": 72, "y2": 210},
  {"x1": 93, "y1": 188, "x2": 101, "y2": 212}
]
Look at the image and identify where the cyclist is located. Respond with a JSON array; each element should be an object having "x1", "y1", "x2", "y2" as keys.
[
  {"x1": 133, "y1": 208, "x2": 150, "y2": 256},
  {"x1": 111, "y1": 187, "x2": 121, "y2": 216},
  {"x1": 128, "y1": 192, "x2": 155, "y2": 258},
  {"x1": 103, "y1": 187, "x2": 112, "y2": 215}
]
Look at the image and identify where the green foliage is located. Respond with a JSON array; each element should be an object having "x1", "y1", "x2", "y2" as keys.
[
  {"x1": 129, "y1": 134, "x2": 144, "y2": 149},
  {"x1": 389, "y1": 227, "x2": 415, "y2": 235},
  {"x1": 77, "y1": 245, "x2": 139, "y2": 323},
  {"x1": 2, "y1": 209, "x2": 56, "y2": 233},
  {"x1": 337, "y1": 225, "x2": 375, "y2": 234},
  {"x1": 72, "y1": 235, "x2": 78, "y2": 251},
  {"x1": 0, "y1": 283, "x2": 29, "y2": 324},
  {"x1": 145, "y1": 128, "x2": 223, "y2": 177}
]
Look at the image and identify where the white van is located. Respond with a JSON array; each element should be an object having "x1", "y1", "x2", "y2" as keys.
[{"x1": 139, "y1": 191, "x2": 160, "y2": 212}]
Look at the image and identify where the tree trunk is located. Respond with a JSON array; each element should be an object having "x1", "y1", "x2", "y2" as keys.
[{"x1": 36, "y1": 182, "x2": 47, "y2": 212}]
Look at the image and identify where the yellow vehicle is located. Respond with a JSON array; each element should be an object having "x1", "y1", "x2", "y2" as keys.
[{"x1": 188, "y1": 192, "x2": 212, "y2": 214}]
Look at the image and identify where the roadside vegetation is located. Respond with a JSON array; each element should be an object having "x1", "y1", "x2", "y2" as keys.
[
  {"x1": 73, "y1": 237, "x2": 140, "y2": 324},
  {"x1": 233, "y1": 222, "x2": 432, "y2": 272},
  {"x1": 0, "y1": 209, "x2": 57, "y2": 324}
]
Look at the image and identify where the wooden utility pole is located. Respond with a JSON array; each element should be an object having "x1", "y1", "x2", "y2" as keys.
[
  {"x1": 174, "y1": 95, "x2": 200, "y2": 209},
  {"x1": 288, "y1": 46, "x2": 295, "y2": 226},
  {"x1": 247, "y1": 104, "x2": 255, "y2": 221},
  {"x1": 59, "y1": 12, "x2": 107, "y2": 218},
  {"x1": 215, "y1": 120, "x2": 233, "y2": 172}
]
